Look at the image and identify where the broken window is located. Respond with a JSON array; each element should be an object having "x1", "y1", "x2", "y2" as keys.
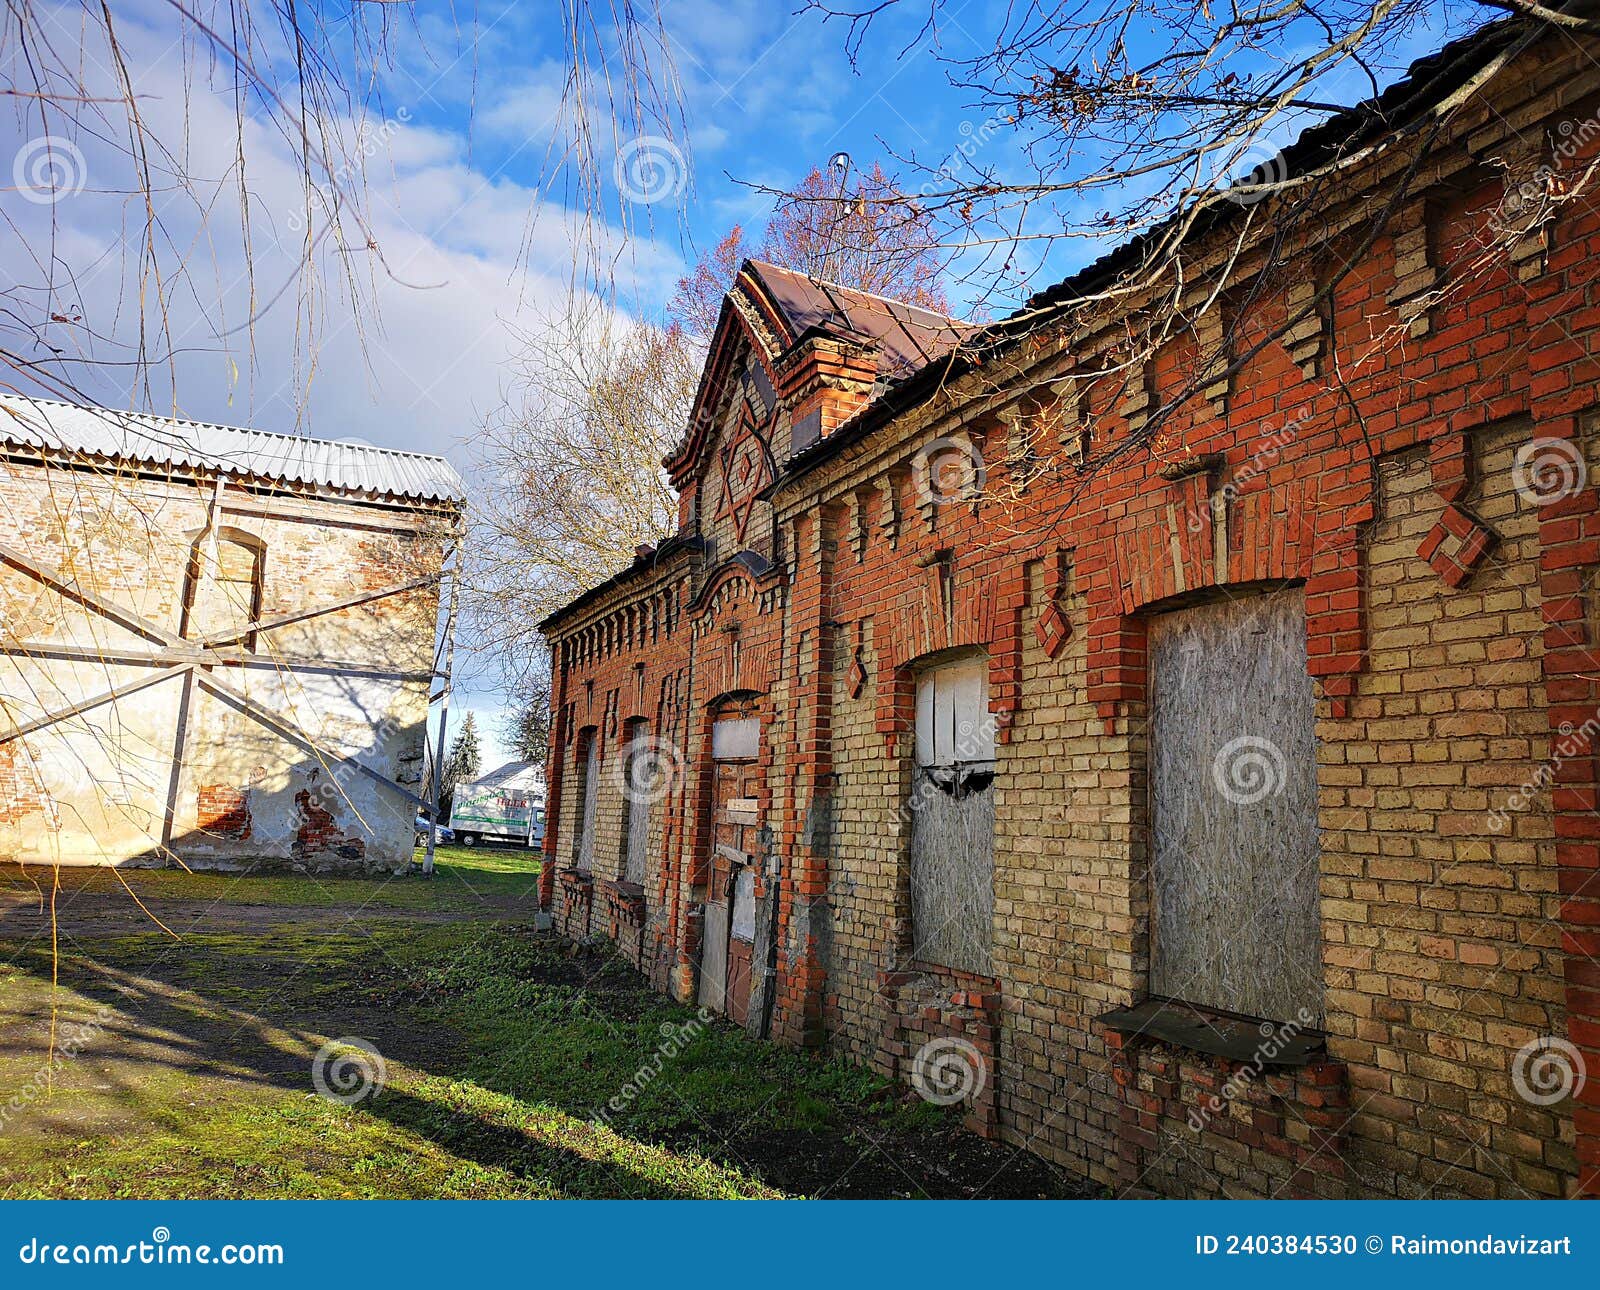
[
  {"x1": 1147, "y1": 588, "x2": 1323, "y2": 1024},
  {"x1": 181, "y1": 529, "x2": 264, "y2": 647},
  {"x1": 572, "y1": 727, "x2": 599, "y2": 873},
  {"x1": 909, "y1": 653, "x2": 995, "y2": 975}
]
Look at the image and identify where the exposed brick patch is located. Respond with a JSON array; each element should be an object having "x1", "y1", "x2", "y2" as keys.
[
  {"x1": 196, "y1": 785, "x2": 251, "y2": 840},
  {"x1": 292, "y1": 789, "x2": 365, "y2": 863}
]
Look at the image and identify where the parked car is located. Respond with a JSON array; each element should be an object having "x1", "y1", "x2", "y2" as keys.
[{"x1": 413, "y1": 816, "x2": 455, "y2": 847}]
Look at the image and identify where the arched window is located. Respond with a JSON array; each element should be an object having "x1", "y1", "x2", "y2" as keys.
[{"x1": 181, "y1": 528, "x2": 265, "y2": 648}]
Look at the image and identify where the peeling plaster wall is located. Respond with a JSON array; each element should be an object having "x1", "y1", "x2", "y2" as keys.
[{"x1": 0, "y1": 458, "x2": 446, "y2": 871}]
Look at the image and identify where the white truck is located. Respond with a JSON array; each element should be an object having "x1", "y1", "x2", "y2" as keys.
[{"x1": 448, "y1": 760, "x2": 547, "y2": 848}]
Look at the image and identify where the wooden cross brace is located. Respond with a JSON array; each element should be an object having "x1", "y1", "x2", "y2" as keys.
[{"x1": 0, "y1": 537, "x2": 437, "y2": 833}]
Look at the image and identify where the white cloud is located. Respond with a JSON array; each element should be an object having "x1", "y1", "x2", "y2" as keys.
[{"x1": 0, "y1": 1, "x2": 683, "y2": 475}]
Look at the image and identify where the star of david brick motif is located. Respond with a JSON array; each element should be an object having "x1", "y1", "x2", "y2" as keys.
[{"x1": 715, "y1": 407, "x2": 770, "y2": 544}]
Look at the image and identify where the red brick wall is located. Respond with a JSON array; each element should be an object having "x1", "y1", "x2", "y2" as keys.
[{"x1": 543, "y1": 31, "x2": 1600, "y2": 1197}]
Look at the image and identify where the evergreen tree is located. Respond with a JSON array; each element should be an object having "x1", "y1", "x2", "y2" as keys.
[{"x1": 441, "y1": 713, "x2": 483, "y2": 815}]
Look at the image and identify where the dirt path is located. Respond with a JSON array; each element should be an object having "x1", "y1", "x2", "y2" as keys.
[{"x1": 0, "y1": 859, "x2": 539, "y2": 939}]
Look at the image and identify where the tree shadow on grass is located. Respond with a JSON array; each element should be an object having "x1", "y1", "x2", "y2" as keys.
[
  {"x1": 0, "y1": 938, "x2": 760, "y2": 1199},
  {"x1": 0, "y1": 871, "x2": 1087, "y2": 1199}
]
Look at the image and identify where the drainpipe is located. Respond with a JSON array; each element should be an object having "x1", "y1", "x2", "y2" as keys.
[{"x1": 757, "y1": 824, "x2": 781, "y2": 1040}]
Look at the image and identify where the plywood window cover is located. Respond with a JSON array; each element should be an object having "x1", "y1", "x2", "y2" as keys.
[
  {"x1": 909, "y1": 653, "x2": 996, "y2": 975},
  {"x1": 1147, "y1": 588, "x2": 1323, "y2": 1025},
  {"x1": 712, "y1": 716, "x2": 760, "y2": 761},
  {"x1": 574, "y1": 729, "x2": 599, "y2": 874},
  {"x1": 621, "y1": 721, "x2": 650, "y2": 885}
]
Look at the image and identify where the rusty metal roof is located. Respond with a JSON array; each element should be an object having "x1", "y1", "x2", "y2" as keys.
[
  {"x1": 744, "y1": 260, "x2": 973, "y2": 380},
  {"x1": 0, "y1": 396, "x2": 466, "y2": 504}
]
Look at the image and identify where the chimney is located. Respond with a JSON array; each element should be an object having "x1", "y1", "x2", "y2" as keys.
[{"x1": 778, "y1": 336, "x2": 880, "y2": 454}]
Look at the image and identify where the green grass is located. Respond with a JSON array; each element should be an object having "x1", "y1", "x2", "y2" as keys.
[
  {"x1": 0, "y1": 845, "x2": 540, "y2": 913},
  {"x1": 0, "y1": 850, "x2": 1076, "y2": 1199}
]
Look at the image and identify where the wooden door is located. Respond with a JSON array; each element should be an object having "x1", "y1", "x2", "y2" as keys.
[
  {"x1": 701, "y1": 707, "x2": 761, "y2": 1018},
  {"x1": 726, "y1": 867, "x2": 756, "y2": 1025}
]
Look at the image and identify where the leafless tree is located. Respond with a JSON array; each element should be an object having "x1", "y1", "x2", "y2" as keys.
[
  {"x1": 794, "y1": 0, "x2": 1589, "y2": 295},
  {"x1": 465, "y1": 294, "x2": 694, "y2": 698},
  {"x1": 0, "y1": 0, "x2": 684, "y2": 415},
  {"x1": 671, "y1": 162, "x2": 952, "y2": 338},
  {"x1": 767, "y1": 0, "x2": 1600, "y2": 497}
]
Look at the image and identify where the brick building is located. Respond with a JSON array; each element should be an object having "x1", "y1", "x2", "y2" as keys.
[
  {"x1": 539, "y1": 18, "x2": 1600, "y2": 1198},
  {"x1": 0, "y1": 397, "x2": 462, "y2": 872}
]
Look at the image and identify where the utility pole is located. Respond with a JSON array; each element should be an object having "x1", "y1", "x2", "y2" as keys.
[{"x1": 424, "y1": 546, "x2": 460, "y2": 878}]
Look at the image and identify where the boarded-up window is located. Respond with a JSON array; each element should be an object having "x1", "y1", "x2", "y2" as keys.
[
  {"x1": 909, "y1": 654, "x2": 995, "y2": 975},
  {"x1": 619, "y1": 721, "x2": 650, "y2": 884},
  {"x1": 182, "y1": 530, "x2": 264, "y2": 647},
  {"x1": 712, "y1": 717, "x2": 759, "y2": 760},
  {"x1": 573, "y1": 729, "x2": 599, "y2": 872},
  {"x1": 1148, "y1": 589, "x2": 1323, "y2": 1023}
]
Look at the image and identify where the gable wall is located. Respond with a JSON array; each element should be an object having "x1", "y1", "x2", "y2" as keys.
[{"x1": 0, "y1": 459, "x2": 448, "y2": 871}]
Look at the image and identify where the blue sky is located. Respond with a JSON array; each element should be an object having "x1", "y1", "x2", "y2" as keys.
[
  {"x1": 0, "y1": 0, "x2": 1481, "y2": 765},
  {"x1": 388, "y1": 0, "x2": 1031, "y2": 761}
]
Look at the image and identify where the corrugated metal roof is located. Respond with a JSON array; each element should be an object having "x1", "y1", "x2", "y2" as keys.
[{"x1": 0, "y1": 396, "x2": 466, "y2": 504}]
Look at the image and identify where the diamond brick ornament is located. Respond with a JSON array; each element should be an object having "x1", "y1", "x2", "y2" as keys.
[{"x1": 1036, "y1": 598, "x2": 1071, "y2": 658}]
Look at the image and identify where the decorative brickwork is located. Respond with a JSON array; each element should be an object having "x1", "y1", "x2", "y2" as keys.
[{"x1": 541, "y1": 28, "x2": 1600, "y2": 1198}]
